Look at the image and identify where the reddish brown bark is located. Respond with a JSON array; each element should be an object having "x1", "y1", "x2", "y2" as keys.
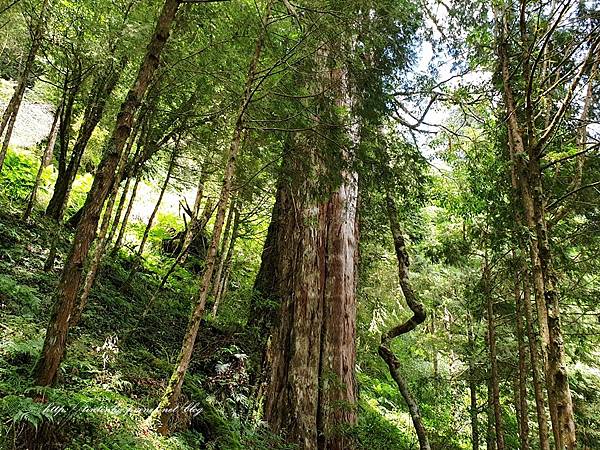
[
  {"x1": 262, "y1": 144, "x2": 359, "y2": 450},
  {"x1": 34, "y1": 0, "x2": 180, "y2": 387}
]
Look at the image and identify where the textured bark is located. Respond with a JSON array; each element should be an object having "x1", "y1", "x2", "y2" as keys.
[
  {"x1": 0, "y1": 0, "x2": 51, "y2": 171},
  {"x1": 378, "y1": 194, "x2": 430, "y2": 450},
  {"x1": 34, "y1": 0, "x2": 180, "y2": 387},
  {"x1": 23, "y1": 102, "x2": 61, "y2": 220},
  {"x1": 261, "y1": 33, "x2": 361, "y2": 450},
  {"x1": 262, "y1": 147, "x2": 359, "y2": 450},
  {"x1": 495, "y1": 11, "x2": 577, "y2": 447}
]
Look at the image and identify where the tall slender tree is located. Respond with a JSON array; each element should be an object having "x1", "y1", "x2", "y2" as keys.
[{"x1": 34, "y1": 0, "x2": 181, "y2": 386}]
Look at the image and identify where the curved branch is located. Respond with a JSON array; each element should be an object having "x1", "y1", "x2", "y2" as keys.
[{"x1": 378, "y1": 193, "x2": 430, "y2": 450}]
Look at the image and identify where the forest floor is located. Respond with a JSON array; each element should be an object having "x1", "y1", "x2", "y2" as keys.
[{"x1": 0, "y1": 206, "x2": 283, "y2": 449}]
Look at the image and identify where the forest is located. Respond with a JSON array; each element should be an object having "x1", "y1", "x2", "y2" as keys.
[{"x1": 0, "y1": 0, "x2": 599, "y2": 448}]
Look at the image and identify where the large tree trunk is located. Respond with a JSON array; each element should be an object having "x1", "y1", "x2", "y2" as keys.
[
  {"x1": 378, "y1": 194, "x2": 430, "y2": 450},
  {"x1": 0, "y1": 0, "x2": 51, "y2": 171},
  {"x1": 261, "y1": 143, "x2": 359, "y2": 450},
  {"x1": 33, "y1": 0, "x2": 180, "y2": 387}
]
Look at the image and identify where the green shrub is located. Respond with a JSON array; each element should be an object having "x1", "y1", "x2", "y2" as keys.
[
  {"x1": 0, "y1": 149, "x2": 38, "y2": 204},
  {"x1": 0, "y1": 274, "x2": 42, "y2": 314}
]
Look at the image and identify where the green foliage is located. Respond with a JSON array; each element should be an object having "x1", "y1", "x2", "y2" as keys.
[
  {"x1": 0, "y1": 274, "x2": 42, "y2": 314},
  {"x1": 351, "y1": 399, "x2": 413, "y2": 449},
  {"x1": 0, "y1": 150, "x2": 38, "y2": 205}
]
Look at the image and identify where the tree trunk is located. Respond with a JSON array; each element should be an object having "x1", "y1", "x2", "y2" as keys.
[
  {"x1": 507, "y1": 119, "x2": 551, "y2": 450},
  {"x1": 514, "y1": 266, "x2": 530, "y2": 450},
  {"x1": 33, "y1": 0, "x2": 180, "y2": 387},
  {"x1": 128, "y1": 145, "x2": 178, "y2": 280},
  {"x1": 467, "y1": 314, "x2": 479, "y2": 450},
  {"x1": 210, "y1": 199, "x2": 236, "y2": 317},
  {"x1": 211, "y1": 205, "x2": 240, "y2": 317},
  {"x1": 147, "y1": 2, "x2": 270, "y2": 433},
  {"x1": 45, "y1": 61, "x2": 125, "y2": 221},
  {"x1": 23, "y1": 102, "x2": 61, "y2": 220},
  {"x1": 484, "y1": 259, "x2": 504, "y2": 450},
  {"x1": 523, "y1": 274, "x2": 551, "y2": 450},
  {"x1": 148, "y1": 121, "x2": 240, "y2": 436},
  {"x1": 44, "y1": 68, "x2": 80, "y2": 223},
  {"x1": 486, "y1": 373, "x2": 496, "y2": 450},
  {"x1": 70, "y1": 186, "x2": 118, "y2": 326},
  {"x1": 378, "y1": 194, "x2": 430, "y2": 450},
  {"x1": 72, "y1": 125, "x2": 139, "y2": 325},
  {"x1": 529, "y1": 158, "x2": 577, "y2": 450},
  {"x1": 260, "y1": 149, "x2": 359, "y2": 449},
  {"x1": 112, "y1": 173, "x2": 141, "y2": 254},
  {"x1": 0, "y1": 0, "x2": 51, "y2": 171},
  {"x1": 495, "y1": 10, "x2": 580, "y2": 450}
]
